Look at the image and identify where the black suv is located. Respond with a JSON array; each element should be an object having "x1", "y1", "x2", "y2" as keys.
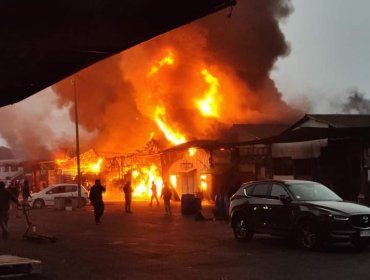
[{"x1": 229, "y1": 180, "x2": 370, "y2": 249}]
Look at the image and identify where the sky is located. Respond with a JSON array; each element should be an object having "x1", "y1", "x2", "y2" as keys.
[
  {"x1": 271, "y1": 0, "x2": 370, "y2": 112},
  {"x1": 0, "y1": 0, "x2": 369, "y2": 149}
]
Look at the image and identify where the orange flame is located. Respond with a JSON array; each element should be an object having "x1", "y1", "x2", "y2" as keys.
[
  {"x1": 56, "y1": 158, "x2": 68, "y2": 165},
  {"x1": 170, "y1": 175, "x2": 177, "y2": 189},
  {"x1": 154, "y1": 106, "x2": 186, "y2": 145},
  {"x1": 147, "y1": 51, "x2": 174, "y2": 77},
  {"x1": 90, "y1": 158, "x2": 103, "y2": 174},
  {"x1": 131, "y1": 164, "x2": 163, "y2": 199},
  {"x1": 55, "y1": 157, "x2": 103, "y2": 176},
  {"x1": 195, "y1": 69, "x2": 221, "y2": 118},
  {"x1": 188, "y1": 147, "x2": 197, "y2": 156},
  {"x1": 200, "y1": 174, "x2": 207, "y2": 191}
]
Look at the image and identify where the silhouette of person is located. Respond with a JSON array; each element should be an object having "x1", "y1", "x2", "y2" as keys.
[
  {"x1": 123, "y1": 181, "x2": 133, "y2": 213},
  {"x1": 8, "y1": 180, "x2": 20, "y2": 217},
  {"x1": 89, "y1": 179, "x2": 106, "y2": 224},
  {"x1": 161, "y1": 182, "x2": 172, "y2": 216},
  {"x1": 22, "y1": 180, "x2": 32, "y2": 206},
  {"x1": 0, "y1": 181, "x2": 19, "y2": 239},
  {"x1": 150, "y1": 181, "x2": 159, "y2": 207}
]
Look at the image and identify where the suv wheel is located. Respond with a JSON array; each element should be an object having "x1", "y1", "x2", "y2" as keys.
[
  {"x1": 233, "y1": 214, "x2": 253, "y2": 242},
  {"x1": 33, "y1": 199, "x2": 45, "y2": 209},
  {"x1": 295, "y1": 220, "x2": 320, "y2": 250}
]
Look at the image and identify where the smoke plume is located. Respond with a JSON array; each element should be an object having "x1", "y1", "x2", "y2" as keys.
[
  {"x1": 53, "y1": 0, "x2": 299, "y2": 152},
  {"x1": 342, "y1": 89, "x2": 370, "y2": 114},
  {"x1": 0, "y1": 0, "x2": 301, "y2": 158}
]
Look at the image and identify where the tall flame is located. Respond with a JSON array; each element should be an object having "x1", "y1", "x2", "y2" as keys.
[
  {"x1": 195, "y1": 69, "x2": 221, "y2": 118},
  {"x1": 154, "y1": 106, "x2": 186, "y2": 145}
]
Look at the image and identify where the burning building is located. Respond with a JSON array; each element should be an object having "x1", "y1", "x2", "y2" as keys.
[{"x1": 0, "y1": 0, "x2": 303, "y2": 199}]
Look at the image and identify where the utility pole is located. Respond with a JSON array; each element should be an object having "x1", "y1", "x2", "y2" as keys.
[{"x1": 73, "y1": 77, "x2": 82, "y2": 206}]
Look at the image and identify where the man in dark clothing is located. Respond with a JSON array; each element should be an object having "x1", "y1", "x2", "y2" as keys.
[
  {"x1": 0, "y1": 181, "x2": 19, "y2": 239},
  {"x1": 150, "y1": 181, "x2": 159, "y2": 207},
  {"x1": 161, "y1": 182, "x2": 172, "y2": 216},
  {"x1": 89, "y1": 179, "x2": 106, "y2": 224},
  {"x1": 123, "y1": 181, "x2": 133, "y2": 213},
  {"x1": 8, "y1": 180, "x2": 20, "y2": 218},
  {"x1": 22, "y1": 180, "x2": 32, "y2": 205}
]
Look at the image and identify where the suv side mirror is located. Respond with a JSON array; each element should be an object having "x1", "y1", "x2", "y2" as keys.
[{"x1": 280, "y1": 194, "x2": 292, "y2": 204}]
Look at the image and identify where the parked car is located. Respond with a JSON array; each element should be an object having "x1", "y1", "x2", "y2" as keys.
[
  {"x1": 28, "y1": 184, "x2": 89, "y2": 209},
  {"x1": 229, "y1": 180, "x2": 370, "y2": 250}
]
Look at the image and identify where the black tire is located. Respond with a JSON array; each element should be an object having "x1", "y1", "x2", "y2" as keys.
[
  {"x1": 351, "y1": 239, "x2": 369, "y2": 251},
  {"x1": 33, "y1": 199, "x2": 45, "y2": 209},
  {"x1": 295, "y1": 220, "x2": 320, "y2": 250},
  {"x1": 232, "y1": 214, "x2": 253, "y2": 242}
]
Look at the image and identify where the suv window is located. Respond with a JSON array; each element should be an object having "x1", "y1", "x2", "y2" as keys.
[
  {"x1": 243, "y1": 185, "x2": 255, "y2": 196},
  {"x1": 65, "y1": 185, "x2": 77, "y2": 192},
  {"x1": 47, "y1": 186, "x2": 65, "y2": 194},
  {"x1": 251, "y1": 183, "x2": 269, "y2": 197},
  {"x1": 270, "y1": 184, "x2": 289, "y2": 199}
]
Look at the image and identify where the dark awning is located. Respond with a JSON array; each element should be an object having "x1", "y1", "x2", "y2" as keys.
[
  {"x1": 237, "y1": 127, "x2": 370, "y2": 146},
  {"x1": 0, "y1": 0, "x2": 233, "y2": 106}
]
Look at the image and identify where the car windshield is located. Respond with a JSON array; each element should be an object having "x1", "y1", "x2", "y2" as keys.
[{"x1": 287, "y1": 182, "x2": 342, "y2": 201}]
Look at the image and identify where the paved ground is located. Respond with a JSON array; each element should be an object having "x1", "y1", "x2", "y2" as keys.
[{"x1": 1, "y1": 201, "x2": 370, "y2": 280}]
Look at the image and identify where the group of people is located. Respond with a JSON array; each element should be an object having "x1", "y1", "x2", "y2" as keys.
[
  {"x1": 0, "y1": 180, "x2": 32, "y2": 240},
  {"x1": 88, "y1": 179, "x2": 173, "y2": 225},
  {"x1": 149, "y1": 181, "x2": 172, "y2": 215}
]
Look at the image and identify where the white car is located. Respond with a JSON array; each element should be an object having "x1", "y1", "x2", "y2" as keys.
[{"x1": 28, "y1": 184, "x2": 89, "y2": 209}]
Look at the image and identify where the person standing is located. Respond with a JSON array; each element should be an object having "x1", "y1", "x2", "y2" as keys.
[
  {"x1": 123, "y1": 181, "x2": 133, "y2": 213},
  {"x1": 161, "y1": 182, "x2": 172, "y2": 216},
  {"x1": 8, "y1": 180, "x2": 20, "y2": 218},
  {"x1": 89, "y1": 179, "x2": 106, "y2": 224},
  {"x1": 0, "y1": 181, "x2": 19, "y2": 239},
  {"x1": 150, "y1": 181, "x2": 159, "y2": 207},
  {"x1": 22, "y1": 180, "x2": 32, "y2": 206}
]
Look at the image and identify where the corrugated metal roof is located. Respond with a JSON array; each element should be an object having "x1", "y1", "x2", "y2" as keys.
[{"x1": 289, "y1": 114, "x2": 370, "y2": 130}]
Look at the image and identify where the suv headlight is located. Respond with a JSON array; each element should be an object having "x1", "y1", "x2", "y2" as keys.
[
  {"x1": 327, "y1": 214, "x2": 349, "y2": 221},
  {"x1": 333, "y1": 215, "x2": 349, "y2": 221}
]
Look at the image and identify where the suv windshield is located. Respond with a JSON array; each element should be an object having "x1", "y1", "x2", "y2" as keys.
[{"x1": 287, "y1": 182, "x2": 342, "y2": 201}]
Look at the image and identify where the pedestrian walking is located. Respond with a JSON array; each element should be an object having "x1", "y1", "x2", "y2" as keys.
[
  {"x1": 0, "y1": 181, "x2": 19, "y2": 239},
  {"x1": 123, "y1": 181, "x2": 133, "y2": 213},
  {"x1": 89, "y1": 179, "x2": 106, "y2": 224},
  {"x1": 149, "y1": 181, "x2": 159, "y2": 207},
  {"x1": 161, "y1": 182, "x2": 172, "y2": 216}
]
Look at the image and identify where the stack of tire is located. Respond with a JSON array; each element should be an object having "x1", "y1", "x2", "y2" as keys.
[{"x1": 181, "y1": 194, "x2": 201, "y2": 215}]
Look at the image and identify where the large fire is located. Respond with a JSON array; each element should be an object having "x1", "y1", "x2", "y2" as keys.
[
  {"x1": 195, "y1": 69, "x2": 221, "y2": 118},
  {"x1": 131, "y1": 164, "x2": 163, "y2": 199},
  {"x1": 55, "y1": 152, "x2": 104, "y2": 177},
  {"x1": 53, "y1": 50, "x2": 224, "y2": 199},
  {"x1": 122, "y1": 50, "x2": 214, "y2": 198}
]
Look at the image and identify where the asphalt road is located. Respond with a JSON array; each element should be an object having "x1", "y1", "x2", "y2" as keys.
[{"x1": 1, "y1": 201, "x2": 370, "y2": 280}]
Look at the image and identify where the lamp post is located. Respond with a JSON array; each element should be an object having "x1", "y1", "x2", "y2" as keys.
[{"x1": 72, "y1": 77, "x2": 82, "y2": 205}]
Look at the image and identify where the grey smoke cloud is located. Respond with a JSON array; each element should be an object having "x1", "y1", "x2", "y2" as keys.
[{"x1": 342, "y1": 89, "x2": 370, "y2": 114}]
